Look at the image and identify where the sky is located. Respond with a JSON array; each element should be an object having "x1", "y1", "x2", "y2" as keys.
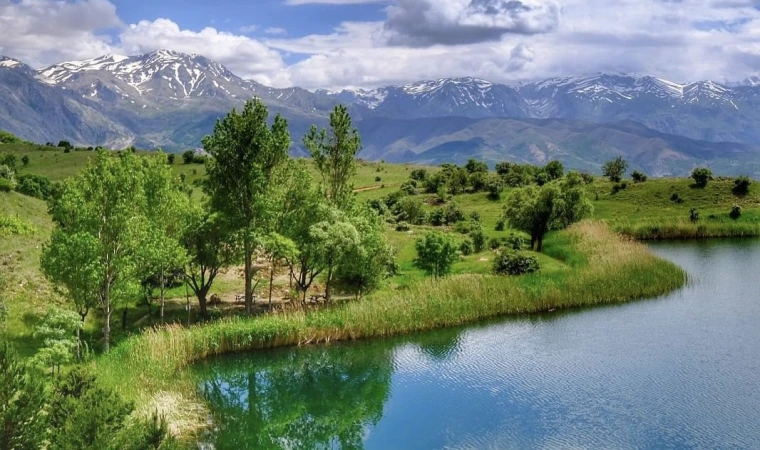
[{"x1": 1, "y1": 0, "x2": 759, "y2": 90}]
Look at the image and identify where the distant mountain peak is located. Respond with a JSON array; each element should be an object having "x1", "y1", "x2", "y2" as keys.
[{"x1": 0, "y1": 56, "x2": 24, "y2": 69}]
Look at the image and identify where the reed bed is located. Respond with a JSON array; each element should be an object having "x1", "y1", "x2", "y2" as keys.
[
  {"x1": 613, "y1": 219, "x2": 760, "y2": 240},
  {"x1": 96, "y1": 221, "x2": 686, "y2": 438}
]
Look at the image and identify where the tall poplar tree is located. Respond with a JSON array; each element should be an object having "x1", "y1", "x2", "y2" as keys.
[{"x1": 203, "y1": 99, "x2": 290, "y2": 314}]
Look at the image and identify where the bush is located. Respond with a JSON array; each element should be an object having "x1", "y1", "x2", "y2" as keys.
[
  {"x1": 689, "y1": 207, "x2": 700, "y2": 223},
  {"x1": 21, "y1": 155, "x2": 30, "y2": 166},
  {"x1": 395, "y1": 222, "x2": 411, "y2": 232},
  {"x1": 602, "y1": 157, "x2": 628, "y2": 182},
  {"x1": 489, "y1": 237, "x2": 501, "y2": 250},
  {"x1": 375, "y1": 176, "x2": 382, "y2": 182},
  {"x1": 691, "y1": 167, "x2": 713, "y2": 188},
  {"x1": 167, "y1": 154, "x2": 175, "y2": 165},
  {"x1": 495, "y1": 218, "x2": 506, "y2": 231},
  {"x1": 486, "y1": 177, "x2": 503, "y2": 201},
  {"x1": 454, "y1": 221, "x2": 474, "y2": 234},
  {"x1": 470, "y1": 229, "x2": 486, "y2": 253},
  {"x1": 0, "y1": 154, "x2": 16, "y2": 170},
  {"x1": 730, "y1": 205, "x2": 742, "y2": 220},
  {"x1": 400, "y1": 180, "x2": 416, "y2": 195},
  {"x1": 670, "y1": 192, "x2": 684, "y2": 204},
  {"x1": 611, "y1": 182, "x2": 628, "y2": 194},
  {"x1": 459, "y1": 239, "x2": 474, "y2": 256},
  {"x1": 15, "y1": 174, "x2": 54, "y2": 200},
  {"x1": 504, "y1": 234, "x2": 525, "y2": 250},
  {"x1": 631, "y1": 170, "x2": 648, "y2": 183},
  {"x1": 182, "y1": 150, "x2": 195, "y2": 164},
  {"x1": 0, "y1": 178, "x2": 12, "y2": 192},
  {"x1": 579, "y1": 173, "x2": 595, "y2": 184},
  {"x1": 733, "y1": 176, "x2": 751, "y2": 196},
  {"x1": 410, "y1": 168, "x2": 427, "y2": 181},
  {"x1": 428, "y1": 208, "x2": 445, "y2": 227},
  {"x1": 443, "y1": 202, "x2": 465, "y2": 225},
  {"x1": 414, "y1": 232, "x2": 459, "y2": 278},
  {"x1": 469, "y1": 211, "x2": 481, "y2": 223},
  {"x1": 0, "y1": 130, "x2": 21, "y2": 144},
  {"x1": 492, "y1": 251, "x2": 540, "y2": 276}
]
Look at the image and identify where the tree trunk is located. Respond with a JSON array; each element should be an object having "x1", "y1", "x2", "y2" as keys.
[
  {"x1": 325, "y1": 265, "x2": 333, "y2": 301},
  {"x1": 244, "y1": 240, "x2": 253, "y2": 315},
  {"x1": 268, "y1": 261, "x2": 275, "y2": 306},
  {"x1": 159, "y1": 271, "x2": 166, "y2": 323},
  {"x1": 103, "y1": 300, "x2": 111, "y2": 353},
  {"x1": 537, "y1": 235, "x2": 544, "y2": 252},
  {"x1": 121, "y1": 307, "x2": 127, "y2": 331},
  {"x1": 198, "y1": 290, "x2": 208, "y2": 318}
]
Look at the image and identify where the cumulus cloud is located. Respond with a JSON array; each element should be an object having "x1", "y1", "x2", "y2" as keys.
[
  {"x1": 118, "y1": 18, "x2": 288, "y2": 85},
  {"x1": 384, "y1": 0, "x2": 561, "y2": 46},
  {"x1": 0, "y1": 0, "x2": 119, "y2": 66}
]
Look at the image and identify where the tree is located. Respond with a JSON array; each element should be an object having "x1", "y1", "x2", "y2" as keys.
[
  {"x1": 691, "y1": 167, "x2": 713, "y2": 188},
  {"x1": 309, "y1": 212, "x2": 360, "y2": 301},
  {"x1": 503, "y1": 174, "x2": 592, "y2": 252},
  {"x1": 21, "y1": 155, "x2": 29, "y2": 167},
  {"x1": 544, "y1": 160, "x2": 564, "y2": 180},
  {"x1": 602, "y1": 157, "x2": 628, "y2": 182},
  {"x1": 182, "y1": 150, "x2": 195, "y2": 164},
  {"x1": 33, "y1": 308, "x2": 82, "y2": 375},
  {"x1": 304, "y1": 105, "x2": 361, "y2": 211},
  {"x1": 0, "y1": 342, "x2": 48, "y2": 450},
  {"x1": 631, "y1": 170, "x2": 648, "y2": 183},
  {"x1": 167, "y1": 153, "x2": 175, "y2": 165},
  {"x1": 182, "y1": 208, "x2": 239, "y2": 317},
  {"x1": 414, "y1": 232, "x2": 459, "y2": 278},
  {"x1": 45, "y1": 151, "x2": 150, "y2": 352},
  {"x1": 733, "y1": 175, "x2": 752, "y2": 196},
  {"x1": 204, "y1": 99, "x2": 290, "y2": 314},
  {"x1": 465, "y1": 159, "x2": 488, "y2": 174},
  {"x1": 261, "y1": 233, "x2": 298, "y2": 305}
]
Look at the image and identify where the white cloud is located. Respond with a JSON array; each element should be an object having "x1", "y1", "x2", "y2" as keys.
[{"x1": 265, "y1": 27, "x2": 288, "y2": 35}]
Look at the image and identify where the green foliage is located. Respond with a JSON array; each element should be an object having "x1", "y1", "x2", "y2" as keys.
[
  {"x1": 304, "y1": 105, "x2": 361, "y2": 211},
  {"x1": 0, "y1": 130, "x2": 21, "y2": 144},
  {"x1": 465, "y1": 159, "x2": 488, "y2": 174},
  {"x1": 0, "y1": 213, "x2": 35, "y2": 237},
  {"x1": 495, "y1": 218, "x2": 506, "y2": 231},
  {"x1": 413, "y1": 232, "x2": 458, "y2": 278},
  {"x1": 204, "y1": 99, "x2": 290, "y2": 313},
  {"x1": 544, "y1": 160, "x2": 564, "y2": 180},
  {"x1": 410, "y1": 168, "x2": 427, "y2": 182},
  {"x1": 730, "y1": 205, "x2": 742, "y2": 220},
  {"x1": 182, "y1": 150, "x2": 194, "y2": 164},
  {"x1": 470, "y1": 229, "x2": 486, "y2": 253},
  {"x1": 602, "y1": 156, "x2": 628, "y2": 182},
  {"x1": 48, "y1": 368, "x2": 134, "y2": 450},
  {"x1": 1, "y1": 154, "x2": 17, "y2": 170},
  {"x1": 486, "y1": 175, "x2": 504, "y2": 201},
  {"x1": 504, "y1": 234, "x2": 525, "y2": 250},
  {"x1": 631, "y1": 170, "x2": 648, "y2": 183},
  {"x1": 689, "y1": 207, "x2": 700, "y2": 223},
  {"x1": 611, "y1": 181, "x2": 628, "y2": 194},
  {"x1": 21, "y1": 155, "x2": 29, "y2": 166},
  {"x1": 503, "y1": 172, "x2": 592, "y2": 251},
  {"x1": 691, "y1": 167, "x2": 713, "y2": 188},
  {"x1": 733, "y1": 176, "x2": 751, "y2": 196},
  {"x1": 0, "y1": 342, "x2": 48, "y2": 450},
  {"x1": 395, "y1": 197, "x2": 426, "y2": 225},
  {"x1": 33, "y1": 308, "x2": 83, "y2": 374},
  {"x1": 15, "y1": 173, "x2": 55, "y2": 200},
  {"x1": 453, "y1": 221, "x2": 474, "y2": 235},
  {"x1": 670, "y1": 192, "x2": 684, "y2": 204},
  {"x1": 166, "y1": 153, "x2": 175, "y2": 165},
  {"x1": 0, "y1": 164, "x2": 14, "y2": 181},
  {"x1": 0, "y1": 178, "x2": 12, "y2": 192},
  {"x1": 443, "y1": 202, "x2": 465, "y2": 225},
  {"x1": 495, "y1": 162, "x2": 514, "y2": 176},
  {"x1": 459, "y1": 239, "x2": 474, "y2": 256},
  {"x1": 579, "y1": 172, "x2": 595, "y2": 184},
  {"x1": 488, "y1": 237, "x2": 501, "y2": 250},
  {"x1": 492, "y1": 251, "x2": 540, "y2": 276},
  {"x1": 395, "y1": 222, "x2": 410, "y2": 232}
]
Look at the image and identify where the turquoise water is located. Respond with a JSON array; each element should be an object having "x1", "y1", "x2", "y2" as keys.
[{"x1": 195, "y1": 239, "x2": 760, "y2": 449}]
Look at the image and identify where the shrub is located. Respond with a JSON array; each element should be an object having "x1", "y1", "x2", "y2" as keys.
[
  {"x1": 611, "y1": 182, "x2": 628, "y2": 194},
  {"x1": 400, "y1": 180, "x2": 416, "y2": 195},
  {"x1": 410, "y1": 168, "x2": 427, "y2": 181},
  {"x1": 0, "y1": 130, "x2": 21, "y2": 144},
  {"x1": 469, "y1": 211, "x2": 481, "y2": 223},
  {"x1": 691, "y1": 167, "x2": 713, "y2": 188},
  {"x1": 670, "y1": 193, "x2": 684, "y2": 204},
  {"x1": 689, "y1": 208, "x2": 700, "y2": 223},
  {"x1": 470, "y1": 229, "x2": 486, "y2": 253},
  {"x1": 579, "y1": 173, "x2": 595, "y2": 184},
  {"x1": 489, "y1": 237, "x2": 501, "y2": 250},
  {"x1": 0, "y1": 179, "x2": 12, "y2": 192},
  {"x1": 167, "y1": 154, "x2": 175, "y2": 165},
  {"x1": 454, "y1": 221, "x2": 474, "y2": 234},
  {"x1": 443, "y1": 202, "x2": 465, "y2": 225},
  {"x1": 15, "y1": 174, "x2": 54, "y2": 200},
  {"x1": 414, "y1": 232, "x2": 459, "y2": 278},
  {"x1": 0, "y1": 154, "x2": 16, "y2": 170},
  {"x1": 459, "y1": 239, "x2": 474, "y2": 256},
  {"x1": 395, "y1": 222, "x2": 411, "y2": 232},
  {"x1": 486, "y1": 177, "x2": 503, "y2": 201},
  {"x1": 428, "y1": 208, "x2": 445, "y2": 227},
  {"x1": 495, "y1": 218, "x2": 506, "y2": 231},
  {"x1": 182, "y1": 150, "x2": 195, "y2": 164},
  {"x1": 492, "y1": 251, "x2": 540, "y2": 276},
  {"x1": 602, "y1": 157, "x2": 628, "y2": 182},
  {"x1": 504, "y1": 234, "x2": 525, "y2": 250},
  {"x1": 733, "y1": 176, "x2": 751, "y2": 196},
  {"x1": 21, "y1": 155, "x2": 30, "y2": 166},
  {"x1": 631, "y1": 170, "x2": 648, "y2": 183},
  {"x1": 375, "y1": 176, "x2": 382, "y2": 182},
  {"x1": 730, "y1": 205, "x2": 742, "y2": 220}
]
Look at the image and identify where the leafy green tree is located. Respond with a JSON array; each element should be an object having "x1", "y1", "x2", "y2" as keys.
[
  {"x1": 33, "y1": 308, "x2": 82, "y2": 375},
  {"x1": 602, "y1": 156, "x2": 628, "y2": 182},
  {"x1": 166, "y1": 153, "x2": 175, "y2": 165},
  {"x1": 45, "y1": 151, "x2": 149, "y2": 352},
  {"x1": 495, "y1": 162, "x2": 515, "y2": 176},
  {"x1": 204, "y1": 99, "x2": 290, "y2": 314},
  {"x1": 414, "y1": 232, "x2": 459, "y2": 278},
  {"x1": 0, "y1": 342, "x2": 48, "y2": 450},
  {"x1": 691, "y1": 167, "x2": 713, "y2": 188},
  {"x1": 182, "y1": 208, "x2": 239, "y2": 317},
  {"x1": 304, "y1": 105, "x2": 361, "y2": 211},
  {"x1": 410, "y1": 168, "x2": 427, "y2": 182},
  {"x1": 470, "y1": 229, "x2": 486, "y2": 253},
  {"x1": 335, "y1": 207, "x2": 395, "y2": 299},
  {"x1": 309, "y1": 211, "x2": 360, "y2": 301},
  {"x1": 503, "y1": 174, "x2": 592, "y2": 251},
  {"x1": 544, "y1": 160, "x2": 564, "y2": 180},
  {"x1": 733, "y1": 175, "x2": 751, "y2": 196},
  {"x1": 465, "y1": 159, "x2": 488, "y2": 174},
  {"x1": 182, "y1": 150, "x2": 194, "y2": 164},
  {"x1": 261, "y1": 232, "x2": 298, "y2": 305},
  {"x1": 631, "y1": 170, "x2": 648, "y2": 183},
  {"x1": 21, "y1": 155, "x2": 29, "y2": 167}
]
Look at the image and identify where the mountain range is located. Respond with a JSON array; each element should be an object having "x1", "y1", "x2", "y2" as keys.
[{"x1": 2, "y1": 50, "x2": 760, "y2": 176}]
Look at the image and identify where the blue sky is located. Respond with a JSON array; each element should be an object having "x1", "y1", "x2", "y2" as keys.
[{"x1": 1, "y1": 0, "x2": 759, "y2": 90}]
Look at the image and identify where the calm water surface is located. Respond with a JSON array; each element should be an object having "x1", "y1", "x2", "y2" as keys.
[{"x1": 195, "y1": 239, "x2": 760, "y2": 449}]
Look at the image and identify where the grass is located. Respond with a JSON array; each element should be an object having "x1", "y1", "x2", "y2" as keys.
[{"x1": 95, "y1": 221, "x2": 686, "y2": 438}]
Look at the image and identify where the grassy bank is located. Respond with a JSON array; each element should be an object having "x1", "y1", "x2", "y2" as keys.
[{"x1": 95, "y1": 222, "x2": 687, "y2": 437}]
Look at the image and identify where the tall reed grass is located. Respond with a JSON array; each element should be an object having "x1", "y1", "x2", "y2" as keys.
[
  {"x1": 96, "y1": 221, "x2": 686, "y2": 438},
  {"x1": 613, "y1": 218, "x2": 760, "y2": 240}
]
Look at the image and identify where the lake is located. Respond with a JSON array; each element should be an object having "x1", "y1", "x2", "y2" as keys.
[{"x1": 194, "y1": 239, "x2": 760, "y2": 449}]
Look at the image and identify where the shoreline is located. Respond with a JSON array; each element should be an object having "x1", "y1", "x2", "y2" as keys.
[{"x1": 95, "y1": 221, "x2": 688, "y2": 442}]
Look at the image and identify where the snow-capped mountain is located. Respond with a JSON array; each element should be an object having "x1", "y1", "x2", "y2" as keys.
[{"x1": 2, "y1": 49, "x2": 760, "y2": 174}]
